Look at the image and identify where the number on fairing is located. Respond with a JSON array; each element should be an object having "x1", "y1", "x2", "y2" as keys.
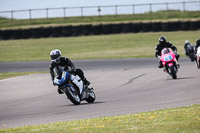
[{"x1": 164, "y1": 55, "x2": 173, "y2": 61}]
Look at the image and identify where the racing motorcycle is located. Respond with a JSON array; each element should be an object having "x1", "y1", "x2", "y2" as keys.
[
  {"x1": 196, "y1": 47, "x2": 200, "y2": 69},
  {"x1": 160, "y1": 48, "x2": 179, "y2": 79},
  {"x1": 185, "y1": 44, "x2": 195, "y2": 61},
  {"x1": 54, "y1": 71, "x2": 96, "y2": 105}
]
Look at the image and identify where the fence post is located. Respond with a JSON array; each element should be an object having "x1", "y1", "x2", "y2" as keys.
[
  {"x1": 133, "y1": 4, "x2": 135, "y2": 15},
  {"x1": 81, "y1": 7, "x2": 83, "y2": 17},
  {"x1": 63, "y1": 7, "x2": 66, "y2": 18},
  {"x1": 29, "y1": 9, "x2": 32, "y2": 20},
  {"x1": 166, "y1": 3, "x2": 169, "y2": 11},
  {"x1": 46, "y1": 8, "x2": 48, "y2": 19},
  {"x1": 98, "y1": 6, "x2": 101, "y2": 16},
  {"x1": 115, "y1": 5, "x2": 118, "y2": 15},
  {"x1": 11, "y1": 11, "x2": 13, "y2": 21},
  {"x1": 150, "y1": 3, "x2": 152, "y2": 13},
  {"x1": 183, "y1": 2, "x2": 185, "y2": 11}
]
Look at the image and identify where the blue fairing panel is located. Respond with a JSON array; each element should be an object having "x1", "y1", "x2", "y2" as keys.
[{"x1": 53, "y1": 71, "x2": 71, "y2": 85}]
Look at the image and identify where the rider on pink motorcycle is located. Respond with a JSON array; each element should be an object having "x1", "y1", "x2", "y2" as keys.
[{"x1": 155, "y1": 36, "x2": 180, "y2": 68}]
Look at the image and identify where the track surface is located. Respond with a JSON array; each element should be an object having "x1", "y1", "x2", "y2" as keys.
[{"x1": 1, "y1": 58, "x2": 200, "y2": 129}]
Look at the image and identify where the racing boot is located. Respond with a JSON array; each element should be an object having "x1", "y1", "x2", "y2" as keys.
[{"x1": 158, "y1": 60, "x2": 163, "y2": 68}]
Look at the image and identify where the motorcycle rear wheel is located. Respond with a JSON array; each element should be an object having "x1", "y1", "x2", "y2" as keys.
[
  {"x1": 85, "y1": 90, "x2": 96, "y2": 103},
  {"x1": 64, "y1": 86, "x2": 81, "y2": 105}
]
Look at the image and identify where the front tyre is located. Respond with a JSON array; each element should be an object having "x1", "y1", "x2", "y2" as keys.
[
  {"x1": 64, "y1": 86, "x2": 81, "y2": 105},
  {"x1": 85, "y1": 90, "x2": 96, "y2": 103},
  {"x1": 169, "y1": 66, "x2": 177, "y2": 79}
]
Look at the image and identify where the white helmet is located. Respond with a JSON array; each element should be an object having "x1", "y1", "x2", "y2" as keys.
[
  {"x1": 185, "y1": 40, "x2": 190, "y2": 44},
  {"x1": 50, "y1": 49, "x2": 61, "y2": 62}
]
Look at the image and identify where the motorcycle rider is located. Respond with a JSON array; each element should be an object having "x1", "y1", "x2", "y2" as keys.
[
  {"x1": 155, "y1": 36, "x2": 180, "y2": 68},
  {"x1": 49, "y1": 49, "x2": 91, "y2": 94},
  {"x1": 184, "y1": 40, "x2": 194, "y2": 56},
  {"x1": 194, "y1": 39, "x2": 200, "y2": 55}
]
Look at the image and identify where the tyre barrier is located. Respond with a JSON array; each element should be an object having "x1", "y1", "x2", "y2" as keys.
[
  {"x1": 72, "y1": 25, "x2": 82, "y2": 36},
  {"x1": 41, "y1": 27, "x2": 52, "y2": 38},
  {"x1": 11, "y1": 29, "x2": 21, "y2": 39},
  {"x1": 92, "y1": 24, "x2": 102, "y2": 35},
  {"x1": 181, "y1": 21, "x2": 190, "y2": 31},
  {"x1": 21, "y1": 29, "x2": 31, "y2": 39},
  {"x1": 102, "y1": 24, "x2": 113, "y2": 34},
  {"x1": 170, "y1": 21, "x2": 181, "y2": 31},
  {"x1": 142, "y1": 22, "x2": 152, "y2": 32},
  {"x1": 152, "y1": 22, "x2": 161, "y2": 32},
  {"x1": 0, "y1": 20, "x2": 200, "y2": 40},
  {"x1": 82, "y1": 24, "x2": 92, "y2": 35},
  {"x1": 161, "y1": 22, "x2": 171, "y2": 31},
  {"x1": 112, "y1": 23, "x2": 122, "y2": 33},
  {"x1": 190, "y1": 21, "x2": 200, "y2": 31},
  {"x1": 51, "y1": 26, "x2": 62, "y2": 37},
  {"x1": 1, "y1": 30, "x2": 12, "y2": 40},
  {"x1": 62, "y1": 25, "x2": 72, "y2": 37},
  {"x1": 132, "y1": 23, "x2": 143, "y2": 33},
  {"x1": 31, "y1": 28, "x2": 41, "y2": 38},
  {"x1": 122, "y1": 23, "x2": 132, "y2": 33}
]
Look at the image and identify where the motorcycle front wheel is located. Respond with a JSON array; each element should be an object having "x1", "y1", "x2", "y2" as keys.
[
  {"x1": 169, "y1": 66, "x2": 177, "y2": 79},
  {"x1": 64, "y1": 86, "x2": 81, "y2": 105}
]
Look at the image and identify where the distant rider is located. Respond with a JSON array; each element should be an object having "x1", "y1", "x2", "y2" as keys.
[
  {"x1": 194, "y1": 39, "x2": 200, "y2": 55},
  {"x1": 184, "y1": 40, "x2": 194, "y2": 56},
  {"x1": 155, "y1": 36, "x2": 180, "y2": 68},
  {"x1": 49, "y1": 49, "x2": 91, "y2": 94}
]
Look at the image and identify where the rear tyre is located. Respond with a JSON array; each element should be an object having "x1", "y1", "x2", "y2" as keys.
[
  {"x1": 64, "y1": 86, "x2": 80, "y2": 105},
  {"x1": 85, "y1": 90, "x2": 96, "y2": 103}
]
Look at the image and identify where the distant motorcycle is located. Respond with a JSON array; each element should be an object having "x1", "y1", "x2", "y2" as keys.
[
  {"x1": 196, "y1": 47, "x2": 200, "y2": 69},
  {"x1": 160, "y1": 48, "x2": 179, "y2": 79},
  {"x1": 54, "y1": 71, "x2": 96, "y2": 105},
  {"x1": 185, "y1": 44, "x2": 195, "y2": 61}
]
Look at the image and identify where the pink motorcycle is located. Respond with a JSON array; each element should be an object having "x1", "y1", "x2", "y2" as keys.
[{"x1": 160, "y1": 48, "x2": 179, "y2": 79}]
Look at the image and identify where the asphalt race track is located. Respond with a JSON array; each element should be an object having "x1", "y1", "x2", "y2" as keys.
[{"x1": 1, "y1": 58, "x2": 200, "y2": 129}]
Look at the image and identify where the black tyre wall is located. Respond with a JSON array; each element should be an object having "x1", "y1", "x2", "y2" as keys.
[
  {"x1": 21, "y1": 29, "x2": 31, "y2": 39},
  {"x1": 112, "y1": 23, "x2": 122, "y2": 33},
  {"x1": 1, "y1": 30, "x2": 12, "y2": 40},
  {"x1": 132, "y1": 23, "x2": 143, "y2": 33},
  {"x1": 31, "y1": 28, "x2": 41, "y2": 38},
  {"x1": 62, "y1": 26, "x2": 72, "y2": 37},
  {"x1": 181, "y1": 21, "x2": 190, "y2": 31},
  {"x1": 92, "y1": 24, "x2": 102, "y2": 35},
  {"x1": 11, "y1": 29, "x2": 21, "y2": 39},
  {"x1": 152, "y1": 22, "x2": 161, "y2": 32},
  {"x1": 170, "y1": 21, "x2": 181, "y2": 31},
  {"x1": 72, "y1": 25, "x2": 82, "y2": 36},
  {"x1": 41, "y1": 27, "x2": 52, "y2": 38},
  {"x1": 82, "y1": 24, "x2": 92, "y2": 35},
  {"x1": 142, "y1": 23, "x2": 152, "y2": 32},
  {"x1": 161, "y1": 22, "x2": 171, "y2": 31},
  {"x1": 51, "y1": 26, "x2": 62, "y2": 37},
  {"x1": 102, "y1": 24, "x2": 113, "y2": 34},
  {"x1": 121, "y1": 23, "x2": 132, "y2": 33},
  {"x1": 190, "y1": 21, "x2": 200, "y2": 30}
]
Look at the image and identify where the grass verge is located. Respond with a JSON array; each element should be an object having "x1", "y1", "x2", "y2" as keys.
[
  {"x1": 0, "y1": 71, "x2": 47, "y2": 80},
  {"x1": 1, "y1": 104, "x2": 200, "y2": 132},
  {"x1": 0, "y1": 30, "x2": 200, "y2": 62}
]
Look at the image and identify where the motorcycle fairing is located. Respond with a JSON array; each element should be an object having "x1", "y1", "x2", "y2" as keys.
[
  {"x1": 70, "y1": 75, "x2": 84, "y2": 94},
  {"x1": 53, "y1": 71, "x2": 71, "y2": 85}
]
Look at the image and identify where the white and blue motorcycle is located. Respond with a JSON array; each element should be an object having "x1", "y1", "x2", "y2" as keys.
[{"x1": 54, "y1": 71, "x2": 96, "y2": 105}]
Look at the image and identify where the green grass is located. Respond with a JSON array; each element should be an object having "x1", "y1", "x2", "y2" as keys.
[
  {"x1": 1, "y1": 10, "x2": 200, "y2": 29},
  {"x1": 0, "y1": 71, "x2": 47, "y2": 80},
  {"x1": 1, "y1": 104, "x2": 200, "y2": 132},
  {"x1": 0, "y1": 30, "x2": 200, "y2": 62}
]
